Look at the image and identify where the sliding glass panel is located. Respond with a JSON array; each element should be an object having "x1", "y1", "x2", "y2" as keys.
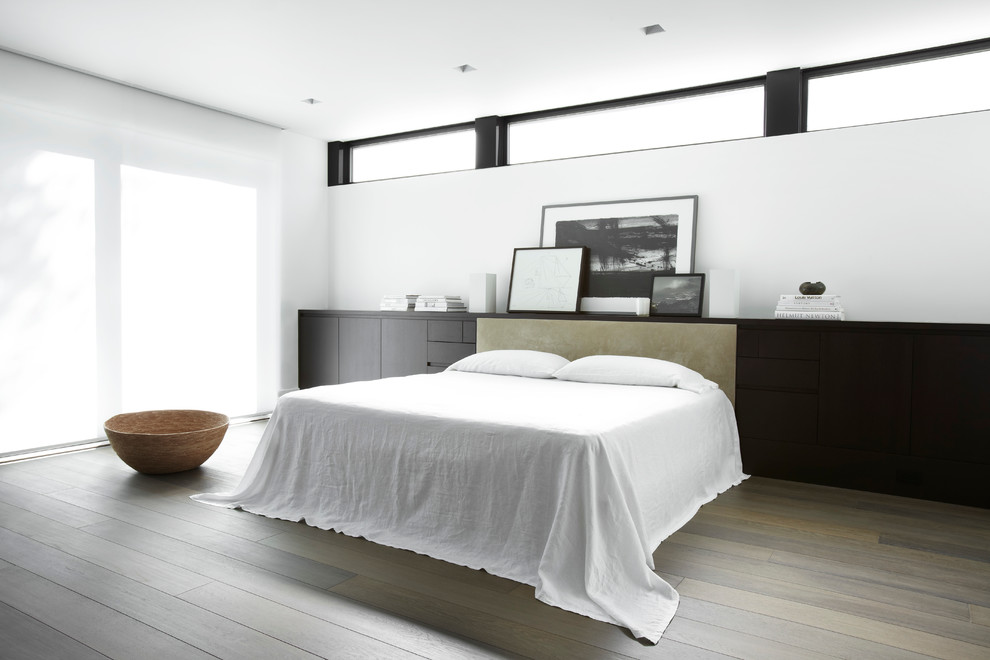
[
  {"x1": 0, "y1": 150, "x2": 98, "y2": 456},
  {"x1": 351, "y1": 130, "x2": 475, "y2": 182},
  {"x1": 120, "y1": 166, "x2": 257, "y2": 416},
  {"x1": 808, "y1": 49, "x2": 990, "y2": 131},
  {"x1": 509, "y1": 86, "x2": 764, "y2": 164}
]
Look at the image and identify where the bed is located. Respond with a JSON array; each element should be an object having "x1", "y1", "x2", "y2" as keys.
[{"x1": 193, "y1": 318, "x2": 745, "y2": 643}]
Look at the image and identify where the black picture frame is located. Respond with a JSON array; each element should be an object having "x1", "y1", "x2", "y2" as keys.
[
  {"x1": 540, "y1": 195, "x2": 698, "y2": 298},
  {"x1": 507, "y1": 246, "x2": 589, "y2": 313},
  {"x1": 650, "y1": 273, "x2": 705, "y2": 317}
]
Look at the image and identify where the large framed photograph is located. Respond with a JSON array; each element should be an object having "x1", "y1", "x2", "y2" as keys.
[
  {"x1": 540, "y1": 196, "x2": 698, "y2": 298},
  {"x1": 507, "y1": 246, "x2": 589, "y2": 313},
  {"x1": 650, "y1": 273, "x2": 705, "y2": 317}
]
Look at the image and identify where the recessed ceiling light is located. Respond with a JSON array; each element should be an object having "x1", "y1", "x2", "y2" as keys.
[
  {"x1": 455, "y1": 64, "x2": 477, "y2": 73},
  {"x1": 642, "y1": 24, "x2": 665, "y2": 36},
  {"x1": 301, "y1": 98, "x2": 322, "y2": 105}
]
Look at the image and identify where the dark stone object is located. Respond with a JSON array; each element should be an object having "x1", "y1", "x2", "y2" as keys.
[{"x1": 799, "y1": 281, "x2": 826, "y2": 295}]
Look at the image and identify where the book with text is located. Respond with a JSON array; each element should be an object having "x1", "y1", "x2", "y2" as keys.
[
  {"x1": 779, "y1": 294, "x2": 842, "y2": 304},
  {"x1": 775, "y1": 309, "x2": 845, "y2": 321}
]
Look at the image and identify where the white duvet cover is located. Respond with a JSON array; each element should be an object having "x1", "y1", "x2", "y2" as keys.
[{"x1": 193, "y1": 371, "x2": 745, "y2": 642}]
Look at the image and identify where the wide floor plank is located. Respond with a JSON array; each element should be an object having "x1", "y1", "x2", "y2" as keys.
[
  {"x1": 82, "y1": 519, "x2": 509, "y2": 659},
  {"x1": 0, "y1": 527, "x2": 322, "y2": 659},
  {"x1": 0, "y1": 500, "x2": 212, "y2": 596},
  {"x1": 0, "y1": 565, "x2": 214, "y2": 659},
  {"x1": 181, "y1": 581, "x2": 428, "y2": 659},
  {"x1": 972, "y1": 604, "x2": 990, "y2": 627},
  {"x1": 678, "y1": 578, "x2": 990, "y2": 660},
  {"x1": 675, "y1": 596, "x2": 937, "y2": 660},
  {"x1": 47, "y1": 487, "x2": 353, "y2": 589},
  {"x1": 0, "y1": 596, "x2": 109, "y2": 660},
  {"x1": 656, "y1": 540, "x2": 974, "y2": 621}
]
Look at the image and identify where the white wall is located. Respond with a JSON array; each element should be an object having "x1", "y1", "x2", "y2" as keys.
[
  {"x1": 327, "y1": 109, "x2": 990, "y2": 324},
  {"x1": 279, "y1": 131, "x2": 329, "y2": 393}
]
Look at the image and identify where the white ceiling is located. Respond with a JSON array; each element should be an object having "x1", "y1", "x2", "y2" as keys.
[{"x1": 1, "y1": 1, "x2": 988, "y2": 141}]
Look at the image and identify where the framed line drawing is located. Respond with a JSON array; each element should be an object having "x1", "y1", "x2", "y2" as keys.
[
  {"x1": 540, "y1": 196, "x2": 698, "y2": 298},
  {"x1": 507, "y1": 246, "x2": 589, "y2": 313},
  {"x1": 650, "y1": 273, "x2": 705, "y2": 317}
]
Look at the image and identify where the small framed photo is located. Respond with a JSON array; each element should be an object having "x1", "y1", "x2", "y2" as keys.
[
  {"x1": 507, "y1": 246, "x2": 589, "y2": 313},
  {"x1": 650, "y1": 273, "x2": 705, "y2": 316}
]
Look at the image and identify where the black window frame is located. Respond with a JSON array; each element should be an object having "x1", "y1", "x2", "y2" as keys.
[
  {"x1": 802, "y1": 36, "x2": 990, "y2": 133},
  {"x1": 328, "y1": 37, "x2": 990, "y2": 186},
  {"x1": 503, "y1": 76, "x2": 767, "y2": 164}
]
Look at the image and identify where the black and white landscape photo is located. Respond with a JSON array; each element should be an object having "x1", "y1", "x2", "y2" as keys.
[
  {"x1": 650, "y1": 274, "x2": 705, "y2": 316},
  {"x1": 555, "y1": 214, "x2": 678, "y2": 296}
]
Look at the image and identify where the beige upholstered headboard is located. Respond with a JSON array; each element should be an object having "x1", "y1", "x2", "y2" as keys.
[{"x1": 476, "y1": 318, "x2": 736, "y2": 406}]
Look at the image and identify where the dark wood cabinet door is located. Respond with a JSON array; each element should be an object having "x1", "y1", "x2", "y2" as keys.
[
  {"x1": 298, "y1": 315, "x2": 338, "y2": 388},
  {"x1": 339, "y1": 317, "x2": 381, "y2": 383},
  {"x1": 911, "y1": 335, "x2": 990, "y2": 465},
  {"x1": 819, "y1": 332, "x2": 912, "y2": 453},
  {"x1": 736, "y1": 389, "x2": 818, "y2": 444},
  {"x1": 382, "y1": 319, "x2": 428, "y2": 378},
  {"x1": 737, "y1": 356, "x2": 819, "y2": 391}
]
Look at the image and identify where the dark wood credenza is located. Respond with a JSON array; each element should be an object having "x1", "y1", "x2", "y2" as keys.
[{"x1": 299, "y1": 310, "x2": 990, "y2": 508}]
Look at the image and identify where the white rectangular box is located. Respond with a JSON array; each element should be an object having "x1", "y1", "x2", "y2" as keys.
[
  {"x1": 707, "y1": 269, "x2": 740, "y2": 318},
  {"x1": 469, "y1": 273, "x2": 496, "y2": 313},
  {"x1": 580, "y1": 297, "x2": 650, "y2": 316}
]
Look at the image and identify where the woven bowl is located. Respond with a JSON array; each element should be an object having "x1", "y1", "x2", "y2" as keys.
[{"x1": 104, "y1": 409, "x2": 229, "y2": 474}]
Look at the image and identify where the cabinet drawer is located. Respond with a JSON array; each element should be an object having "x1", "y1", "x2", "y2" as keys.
[
  {"x1": 737, "y1": 328, "x2": 759, "y2": 357},
  {"x1": 757, "y1": 330, "x2": 820, "y2": 360},
  {"x1": 428, "y1": 320, "x2": 464, "y2": 342},
  {"x1": 737, "y1": 356, "x2": 819, "y2": 391},
  {"x1": 736, "y1": 389, "x2": 818, "y2": 444},
  {"x1": 427, "y1": 341, "x2": 476, "y2": 366}
]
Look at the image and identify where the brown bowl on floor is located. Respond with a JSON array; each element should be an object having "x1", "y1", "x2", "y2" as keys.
[{"x1": 104, "y1": 409, "x2": 229, "y2": 474}]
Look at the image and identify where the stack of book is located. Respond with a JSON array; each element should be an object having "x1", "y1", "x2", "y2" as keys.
[
  {"x1": 379, "y1": 294, "x2": 418, "y2": 311},
  {"x1": 415, "y1": 295, "x2": 467, "y2": 312},
  {"x1": 775, "y1": 294, "x2": 845, "y2": 321}
]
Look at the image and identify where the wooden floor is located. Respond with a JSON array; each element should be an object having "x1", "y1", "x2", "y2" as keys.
[{"x1": 1, "y1": 422, "x2": 989, "y2": 659}]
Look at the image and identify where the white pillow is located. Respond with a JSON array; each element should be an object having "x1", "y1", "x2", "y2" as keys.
[
  {"x1": 446, "y1": 349, "x2": 570, "y2": 379},
  {"x1": 553, "y1": 355, "x2": 717, "y2": 393}
]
